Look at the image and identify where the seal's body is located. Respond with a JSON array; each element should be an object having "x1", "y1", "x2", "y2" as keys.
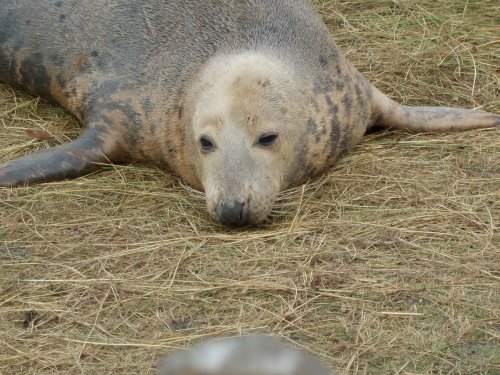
[
  {"x1": 1, "y1": 0, "x2": 498, "y2": 226},
  {"x1": 158, "y1": 335, "x2": 335, "y2": 375}
]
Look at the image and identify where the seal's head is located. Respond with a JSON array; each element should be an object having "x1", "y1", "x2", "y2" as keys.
[{"x1": 186, "y1": 53, "x2": 307, "y2": 226}]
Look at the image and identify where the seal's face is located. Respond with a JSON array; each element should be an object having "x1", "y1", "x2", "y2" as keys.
[{"x1": 189, "y1": 54, "x2": 304, "y2": 226}]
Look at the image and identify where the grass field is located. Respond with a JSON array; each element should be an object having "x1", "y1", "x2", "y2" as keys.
[{"x1": 1, "y1": 1, "x2": 499, "y2": 374}]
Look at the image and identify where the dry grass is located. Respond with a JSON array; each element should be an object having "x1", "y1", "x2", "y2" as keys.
[{"x1": 1, "y1": 1, "x2": 499, "y2": 374}]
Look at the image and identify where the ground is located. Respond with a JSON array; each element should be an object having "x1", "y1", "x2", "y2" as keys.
[{"x1": 0, "y1": 1, "x2": 499, "y2": 374}]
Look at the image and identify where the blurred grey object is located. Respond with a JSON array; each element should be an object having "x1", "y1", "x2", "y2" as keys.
[{"x1": 158, "y1": 336, "x2": 336, "y2": 375}]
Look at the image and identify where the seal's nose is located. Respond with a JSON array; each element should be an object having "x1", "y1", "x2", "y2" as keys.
[{"x1": 216, "y1": 202, "x2": 249, "y2": 227}]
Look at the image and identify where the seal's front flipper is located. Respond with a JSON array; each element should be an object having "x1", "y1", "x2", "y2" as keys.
[{"x1": 0, "y1": 128, "x2": 120, "y2": 187}]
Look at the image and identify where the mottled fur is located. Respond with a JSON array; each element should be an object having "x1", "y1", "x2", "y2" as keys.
[{"x1": 0, "y1": 0, "x2": 498, "y2": 225}]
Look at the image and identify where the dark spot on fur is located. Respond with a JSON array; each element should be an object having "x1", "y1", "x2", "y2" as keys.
[
  {"x1": 59, "y1": 14, "x2": 66, "y2": 22},
  {"x1": 50, "y1": 53, "x2": 65, "y2": 67},
  {"x1": 18, "y1": 53, "x2": 53, "y2": 101},
  {"x1": 340, "y1": 125, "x2": 352, "y2": 154},
  {"x1": 176, "y1": 104, "x2": 183, "y2": 119},
  {"x1": 342, "y1": 93, "x2": 352, "y2": 116},
  {"x1": 307, "y1": 118, "x2": 317, "y2": 133},
  {"x1": 95, "y1": 101, "x2": 144, "y2": 148},
  {"x1": 55, "y1": 1, "x2": 63, "y2": 7},
  {"x1": 319, "y1": 55, "x2": 328, "y2": 68},
  {"x1": 294, "y1": 143, "x2": 309, "y2": 182},
  {"x1": 156, "y1": 156, "x2": 170, "y2": 170},
  {"x1": 328, "y1": 116, "x2": 341, "y2": 154},
  {"x1": 325, "y1": 96, "x2": 338, "y2": 115},
  {"x1": 137, "y1": 149, "x2": 149, "y2": 162},
  {"x1": 26, "y1": 20, "x2": 31, "y2": 26},
  {"x1": 323, "y1": 94, "x2": 342, "y2": 159},
  {"x1": 91, "y1": 124, "x2": 111, "y2": 137},
  {"x1": 96, "y1": 113, "x2": 114, "y2": 127},
  {"x1": 74, "y1": 54, "x2": 90, "y2": 72},
  {"x1": 258, "y1": 79, "x2": 271, "y2": 87},
  {"x1": 56, "y1": 74, "x2": 67, "y2": 92},
  {"x1": 313, "y1": 77, "x2": 334, "y2": 94},
  {"x1": 94, "y1": 80, "x2": 121, "y2": 97},
  {"x1": 309, "y1": 96, "x2": 319, "y2": 112},
  {"x1": 315, "y1": 125, "x2": 326, "y2": 144},
  {"x1": 355, "y1": 84, "x2": 362, "y2": 98},
  {"x1": 354, "y1": 83, "x2": 367, "y2": 108},
  {"x1": 329, "y1": 49, "x2": 339, "y2": 60},
  {"x1": 91, "y1": 50, "x2": 99, "y2": 57},
  {"x1": 266, "y1": 26, "x2": 280, "y2": 37},
  {"x1": 142, "y1": 97, "x2": 154, "y2": 117}
]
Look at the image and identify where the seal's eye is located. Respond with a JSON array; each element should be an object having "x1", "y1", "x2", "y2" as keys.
[
  {"x1": 257, "y1": 133, "x2": 278, "y2": 147},
  {"x1": 200, "y1": 136, "x2": 215, "y2": 152}
]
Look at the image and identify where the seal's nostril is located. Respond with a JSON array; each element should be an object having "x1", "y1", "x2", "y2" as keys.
[{"x1": 217, "y1": 201, "x2": 249, "y2": 227}]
